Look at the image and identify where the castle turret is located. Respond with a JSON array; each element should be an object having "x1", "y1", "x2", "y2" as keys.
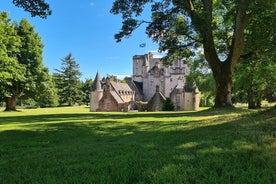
[
  {"x1": 133, "y1": 55, "x2": 144, "y2": 82},
  {"x1": 90, "y1": 72, "x2": 103, "y2": 112},
  {"x1": 192, "y1": 82, "x2": 200, "y2": 111}
]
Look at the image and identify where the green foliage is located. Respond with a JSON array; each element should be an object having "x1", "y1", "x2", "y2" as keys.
[
  {"x1": 233, "y1": 57, "x2": 276, "y2": 109},
  {"x1": 12, "y1": 0, "x2": 51, "y2": 18},
  {"x1": 111, "y1": 0, "x2": 252, "y2": 61},
  {"x1": 38, "y1": 73, "x2": 59, "y2": 108},
  {"x1": 233, "y1": 3, "x2": 276, "y2": 108},
  {"x1": 17, "y1": 19, "x2": 49, "y2": 99},
  {"x1": 81, "y1": 78, "x2": 93, "y2": 106},
  {"x1": 0, "y1": 12, "x2": 55, "y2": 110},
  {"x1": 111, "y1": 0, "x2": 275, "y2": 107},
  {"x1": 54, "y1": 53, "x2": 83, "y2": 106},
  {"x1": 162, "y1": 98, "x2": 175, "y2": 111},
  {"x1": 0, "y1": 106, "x2": 275, "y2": 183},
  {"x1": 0, "y1": 12, "x2": 25, "y2": 101},
  {"x1": 186, "y1": 54, "x2": 215, "y2": 107}
]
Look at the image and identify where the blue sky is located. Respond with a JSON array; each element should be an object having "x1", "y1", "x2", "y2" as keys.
[{"x1": 1, "y1": 0, "x2": 160, "y2": 80}]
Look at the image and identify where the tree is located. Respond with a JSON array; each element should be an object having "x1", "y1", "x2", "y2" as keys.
[
  {"x1": 81, "y1": 78, "x2": 93, "y2": 106},
  {"x1": 162, "y1": 98, "x2": 175, "y2": 111},
  {"x1": 186, "y1": 54, "x2": 215, "y2": 107},
  {"x1": 233, "y1": 47, "x2": 276, "y2": 109},
  {"x1": 12, "y1": 0, "x2": 51, "y2": 18},
  {"x1": 54, "y1": 53, "x2": 83, "y2": 106},
  {"x1": 16, "y1": 18, "x2": 50, "y2": 98},
  {"x1": 233, "y1": 4, "x2": 276, "y2": 109},
  {"x1": 0, "y1": 12, "x2": 25, "y2": 110},
  {"x1": 37, "y1": 72, "x2": 59, "y2": 108},
  {"x1": 0, "y1": 13, "x2": 51, "y2": 111},
  {"x1": 111, "y1": 0, "x2": 275, "y2": 108}
]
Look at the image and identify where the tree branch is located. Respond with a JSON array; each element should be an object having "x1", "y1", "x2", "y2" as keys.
[
  {"x1": 238, "y1": 51, "x2": 255, "y2": 63},
  {"x1": 228, "y1": 1, "x2": 252, "y2": 68}
]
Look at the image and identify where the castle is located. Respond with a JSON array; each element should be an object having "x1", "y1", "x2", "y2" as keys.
[{"x1": 90, "y1": 52, "x2": 200, "y2": 112}]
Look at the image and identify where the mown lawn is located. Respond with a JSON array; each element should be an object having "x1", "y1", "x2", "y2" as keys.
[{"x1": 0, "y1": 106, "x2": 275, "y2": 183}]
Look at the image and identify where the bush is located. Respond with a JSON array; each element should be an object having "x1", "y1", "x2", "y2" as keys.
[{"x1": 162, "y1": 98, "x2": 175, "y2": 111}]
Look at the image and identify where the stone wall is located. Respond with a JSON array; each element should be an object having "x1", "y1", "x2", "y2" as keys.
[
  {"x1": 98, "y1": 92, "x2": 122, "y2": 112},
  {"x1": 90, "y1": 91, "x2": 103, "y2": 111}
]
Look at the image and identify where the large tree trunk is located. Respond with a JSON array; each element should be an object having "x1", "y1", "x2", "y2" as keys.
[
  {"x1": 190, "y1": 0, "x2": 251, "y2": 108},
  {"x1": 5, "y1": 96, "x2": 18, "y2": 111},
  {"x1": 213, "y1": 62, "x2": 234, "y2": 107}
]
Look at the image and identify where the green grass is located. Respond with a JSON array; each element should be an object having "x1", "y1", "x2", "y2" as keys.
[{"x1": 0, "y1": 106, "x2": 275, "y2": 183}]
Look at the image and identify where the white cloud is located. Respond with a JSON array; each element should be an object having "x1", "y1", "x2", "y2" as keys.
[
  {"x1": 115, "y1": 74, "x2": 131, "y2": 80},
  {"x1": 153, "y1": 54, "x2": 163, "y2": 59},
  {"x1": 148, "y1": 50, "x2": 166, "y2": 58}
]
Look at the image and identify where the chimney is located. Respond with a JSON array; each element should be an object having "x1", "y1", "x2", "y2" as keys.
[{"x1": 156, "y1": 85, "x2": 160, "y2": 93}]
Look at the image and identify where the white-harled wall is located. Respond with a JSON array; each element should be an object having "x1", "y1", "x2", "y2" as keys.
[{"x1": 132, "y1": 53, "x2": 191, "y2": 101}]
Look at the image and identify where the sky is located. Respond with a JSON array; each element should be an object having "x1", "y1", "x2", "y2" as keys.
[{"x1": 1, "y1": 0, "x2": 161, "y2": 80}]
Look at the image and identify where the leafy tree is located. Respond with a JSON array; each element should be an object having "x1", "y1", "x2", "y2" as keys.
[
  {"x1": 37, "y1": 73, "x2": 59, "y2": 107},
  {"x1": 232, "y1": 4, "x2": 276, "y2": 109},
  {"x1": 233, "y1": 52, "x2": 276, "y2": 109},
  {"x1": 0, "y1": 12, "x2": 24, "y2": 110},
  {"x1": 12, "y1": 0, "x2": 51, "y2": 18},
  {"x1": 162, "y1": 98, "x2": 175, "y2": 111},
  {"x1": 186, "y1": 54, "x2": 215, "y2": 107},
  {"x1": 111, "y1": 0, "x2": 275, "y2": 108},
  {"x1": 52, "y1": 72, "x2": 63, "y2": 103},
  {"x1": 54, "y1": 53, "x2": 83, "y2": 106},
  {"x1": 0, "y1": 13, "x2": 51, "y2": 111},
  {"x1": 16, "y1": 19, "x2": 49, "y2": 98},
  {"x1": 233, "y1": 59, "x2": 264, "y2": 109},
  {"x1": 81, "y1": 78, "x2": 93, "y2": 106}
]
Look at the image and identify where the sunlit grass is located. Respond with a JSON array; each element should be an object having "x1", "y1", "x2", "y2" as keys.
[{"x1": 0, "y1": 106, "x2": 275, "y2": 183}]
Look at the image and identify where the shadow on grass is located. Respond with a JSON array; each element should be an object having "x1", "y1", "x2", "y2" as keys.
[
  {"x1": 0, "y1": 107, "x2": 275, "y2": 183},
  {"x1": 0, "y1": 106, "x2": 255, "y2": 126}
]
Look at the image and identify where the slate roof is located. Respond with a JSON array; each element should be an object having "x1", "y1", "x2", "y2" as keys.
[
  {"x1": 148, "y1": 91, "x2": 166, "y2": 111},
  {"x1": 110, "y1": 91, "x2": 124, "y2": 104},
  {"x1": 170, "y1": 83, "x2": 195, "y2": 95},
  {"x1": 110, "y1": 81, "x2": 133, "y2": 93},
  {"x1": 91, "y1": 72, "x2": 102, "y2": 91}
]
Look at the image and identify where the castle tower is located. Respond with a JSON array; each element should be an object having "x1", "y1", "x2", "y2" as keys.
[
  {"x1": 90, "y1": 72, "x2": 103, "y2": 112},
  {"x1": 133, "y1": 55, "x2": 144, "y2": 82},
  {"x1": 193, "y1": 82, "x2": 200, "y2": 111}
]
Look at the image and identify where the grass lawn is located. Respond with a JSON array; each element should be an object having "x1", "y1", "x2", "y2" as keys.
[{"x1": 0, "y1": 106, "x2": 275, "y2": 183}]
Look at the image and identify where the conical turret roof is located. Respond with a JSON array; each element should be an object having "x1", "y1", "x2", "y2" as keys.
[{"x1": 91, "y1": 71, "x2": 102, "y2": 91}]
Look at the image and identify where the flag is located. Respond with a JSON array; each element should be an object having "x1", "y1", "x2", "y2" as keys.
[{"x1": 139, "y1": 43, "x2": 146, "y2": 48}]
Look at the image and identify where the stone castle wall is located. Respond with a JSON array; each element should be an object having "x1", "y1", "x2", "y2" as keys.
[{"x1": 132, "y1": 53, "x2": 190, "y2": 101}]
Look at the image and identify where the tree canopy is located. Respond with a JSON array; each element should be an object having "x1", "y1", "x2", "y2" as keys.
[
  {"x1": 0, "y1": 12, "x2": 52, "y2": 110},
  {"x1": 54, "y1": 53, "x2": 83, "y2": 106},
  {"x1": 12, "y1": 0, "x2": 51, "y2": 18},
  {"x1": 111, "y1": 0, "x2": 275, "y2": 108}
]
